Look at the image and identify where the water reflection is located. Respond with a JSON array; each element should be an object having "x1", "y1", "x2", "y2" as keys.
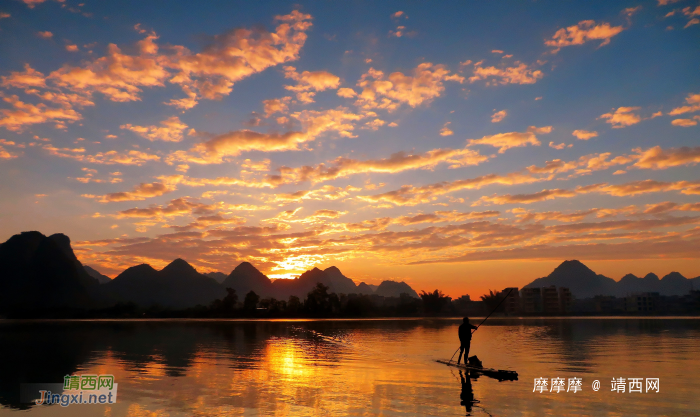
[
  {"x1": 459, "y1": 370, "x2": 477, "y2": 416},
  {"x1": 0, "y1": 318, "x2": 698, "y2": 416}
]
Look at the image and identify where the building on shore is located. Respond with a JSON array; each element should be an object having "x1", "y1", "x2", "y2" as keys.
[
  {"x1": 502, "y1": 287, "x2": 520, "y2": 315},
  {"x1": 624, "y1": 292, "x2": 659, "y2": 313},
  {"x1": 505, "y1": 285, "x2": 572, "y2": 315}
]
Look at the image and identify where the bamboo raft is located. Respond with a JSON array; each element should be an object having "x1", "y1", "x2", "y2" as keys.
[{"x1": 436, "y1": 359, "x2": 518, "y2": 381}]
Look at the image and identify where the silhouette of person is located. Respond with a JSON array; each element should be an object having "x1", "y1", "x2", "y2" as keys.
[
  {"x1": 457, "y1": 317, "x2": 477, "y2": 365},
  {"x1": 459, "y1": 370, "x2": 478, "y2": 415}
]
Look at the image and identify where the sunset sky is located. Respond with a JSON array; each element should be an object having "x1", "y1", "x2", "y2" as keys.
[{"x1": 1, "y1": 0, "x2": 699, "y2": 297}]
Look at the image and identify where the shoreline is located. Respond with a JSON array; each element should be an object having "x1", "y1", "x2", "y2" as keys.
[{"x1": 2, "y1": 315, "x2": 700, "y2": 323}]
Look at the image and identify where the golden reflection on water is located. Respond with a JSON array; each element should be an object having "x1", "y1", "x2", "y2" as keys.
[{"x1": 1, "y1": 318, "x2": 700, "y2": 416}]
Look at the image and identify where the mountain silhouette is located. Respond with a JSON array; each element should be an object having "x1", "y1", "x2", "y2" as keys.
[
  {"x1": 222, "y1": 261, "x2": 272, "y2": 296},
  {"x1": 323, "y1": 266, "x2": 361, "y2": 294},
  {"x1": 0, "y1": 231, "x2": 99, "y2": 313},
  {"x1": 204, "y1": 271, "x2": 227, "y2": 284},
  {"x1": 356, "y1": 282, "x2": 375, "y2": 295},
  {"x1": 84, "y1": 265, "x2": 112, "y2": 284},
  {"x1": 270, "y1": 267, "x2": 327, "y2": 298},
  {"x1": 524, "y1": 260, "x2": 700, "y2": 298},
  {"x1": 374, "y1": 280, "x2": 420, "y2": 298},
  {"x1": 103, "y1": 259, "x2": 226, "y2": 308}
]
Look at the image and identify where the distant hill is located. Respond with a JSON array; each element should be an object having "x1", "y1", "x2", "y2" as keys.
[
  {"x1": 356, "y1": 282, "x2": 375, "y2": 295},
  {"x1": 323, "y1": 266, "x2": 360, "y2": 294},
  {"x1": 0, "y1": 231, "x2": 99, "y2": 312},
  {"x1": 222, "y1": 261, "x2": 272, "y2": 296},
  {"x1": 219, "y1": 263, "x2": 419, "y2": 300},
  {"x1": 524, "y1": 260, "x2": 700, "y2": 298},
  {"x1": 84, "y1": 265, "x2": 112, "y2": 284},
  {"x1": 204, "y1": 272, "x2": 227, "y2": 284},
  {"x1": 0, "y1": 231, "x2": 419, "y2": 312},
  {"x1": 374, "y1": 280, "x2": 419, "y2": 298},
  {"x1": 103, "y1": 258, "x2": 226, "y2": 309}
]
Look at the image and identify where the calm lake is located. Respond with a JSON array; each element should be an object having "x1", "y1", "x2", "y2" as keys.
[{"x1": 1, "y1": 318, "x2": 699, "y2": 416}]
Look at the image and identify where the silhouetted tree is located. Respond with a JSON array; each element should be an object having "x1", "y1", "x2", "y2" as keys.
[
  {"x1": 344, "y1": 294, "x2": 376, "y2": 316},
  {"x1": 480, "y1": 289, "x2": 504, "y2": 312},
  {"x1": 209, "y1": 298, "x2": 223, "y2": 310},
  {"x1": 222, "y1": 288, "x2": 238, "y2": 310},
  {"x1": 420, "y1": 289, "x2": 451, "y2": 314},
  {"x1": 243, "y1": 291, "x2": 260, "y2": 312},
  {"x1": 397, "y1": 293, "x2": 420, "y2": 316},
  {"x1": 287, "y1": 295, "x2": 301, "y2": 314},
  {"x1": 305, "y1": 283, "x2": 340, "y2": 316}
]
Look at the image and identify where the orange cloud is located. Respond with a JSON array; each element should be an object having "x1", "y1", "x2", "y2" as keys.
[
  {"x1": 42, "y1": 12, "x2": 311, "y2": 109},
  {"x1": 0, "y1": 144, "x2": 19, "y2": 159},
  {"x1": 526, "y1": 158, "x2": 580, "y2": 174},
  {"x1": 168, "y1": 213, "x2": 247, "y2": 231},
  {"x1": 336, "y1": 88, "x2": 357, "y2": 98},
  {"x1": 545, "y1": 20, "x2": 625, "y2": 53},
  {"x1": 491, "y1": 110, "x2": 507, "y2": 123},
  {"x1": 49, "y1": 33, "x2": 168, "y2": 102},
  {"x1": 158, "y1": 174, "x2": 277, "y2": 189},
  {"x1": 631, "y1": 146, "x2": 700, "y2": 169},
  {"x1": 354, "y1": 63, "x2": 463, "y2": 111},
  {"x1": 116, "y1": 197, "x2": 217, "y2": 219},
  {"x1": 265, "y1": 208, "x2": 347, "y2": 225},
  {"x1": 467, "y1": 127, "x2": 550, "y2": 153},
  {"x1": 439, "y1": 121, "x2": 453, "y2": 136},
  {"x1": 120, "y1": 116, "x2": 188, "y2": 142},
  {"x1": 683, "y1": 5, "x2": 700, "y2": 28},
  {"x1": 572, "y1": 129, "x2": 598, "y2": 140},
  {"x1": 600, "y1": 180, "x2": 700, "y2": 196},
  {"x1": 668, "y1": 93, "x2": 700, "y2": 116},
  {"x1": 356, "y1": 117, "x2": 382, "y2": 132},
  {"x1": 345, "y1": 217, "x2": 393, "y2": 232},
  {"x1": 671, "y1": 117, "x2": 699, "y2": 127},
  {"x1": 36, "y1": 31, "x2": 53, "y2": 39},
  {"x1": 474, "y1": 188, "x2": 579, "y2": 206},
  {"x1": 599, "y1": 106, "x2": 642, "y2": 128},
  {"x1": 468, "y1": 61, "x2": 544, "y2": 85},
  {"x1": 473, "y1": 179, "x2": 700, "y2": 206},
  {"x1": 549, "y1": 142, "x2": 567, "y2": 150},
  {"x1": 643, "y1": 201, "x2": 700, "y2": 214},
  {"x1": 512, "y1": 208, "x2": 608, "y2": 223},
  {"x1": 1, "y1": 65, "x2": 47, "y2": 89},
  {"x1": 0, "y1": 94, "x2": 82, "y2": 131},
  {"x1": 283, "y1": 66, "x2": 340, "y2": 103},
  {"x1": 269, "y1": 185, "x2": 360, "y2": 204},
  {"x1": 42, "y1": 144, "x2": 160, "y2": 166},
  {"x1": 65, "y1": 44, "x2": 78, "y2": 52},
  {"x1": 394, "y1": 210, "x2": 500, "y2": 225},
  {"x1": 622, "y1": 6, "x2": 642, "y2": 17},
  {"x1": 280, "y1": 147, "x2": 488, "y2": 184},
  {"x1": 669, "y1": 92, "x2": 700, "y2": 115},
  {"x1": 262, "y1": 97, "x2": 291, "y2": 117},
  {"x1": 168, "y1": 107, "x2": 364, "y2": 164},
  {"x1": 94, "y1": 181, "x2": 174, "y2": 203},
  {"x1": 360, "y1": 171, "x2": 544, "y2": 206},
  {"x1": 164, "y1": 11, "x2": 312, "y2": 106},
  {"x1": 22, "y1": 0, "x2": 53, "y2": 8}
]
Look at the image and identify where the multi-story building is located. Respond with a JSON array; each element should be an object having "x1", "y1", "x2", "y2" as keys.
[
  {"x1": 542, "y1": 286, "x2": 560, "y2": 314},
  {"x1": 518, "y1": 286, "x2": 573, "y2": 314},
  {"x1": 502, "y1": 287, "x2": 520, "y2": 315},
  {"x1": 624, "y1": 292, "x2": 659, "y2": 313},
  {"x1": 520, "y1": 287, "x2": 542, "y2": 314},
  {"x1": 558, "y1": 287, "x2": 573, "y2": 313}
]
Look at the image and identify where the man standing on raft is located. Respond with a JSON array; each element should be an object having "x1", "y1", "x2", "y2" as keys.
[{"x1": 457, "y1": 317, "x2": 478, "y2": 365}]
